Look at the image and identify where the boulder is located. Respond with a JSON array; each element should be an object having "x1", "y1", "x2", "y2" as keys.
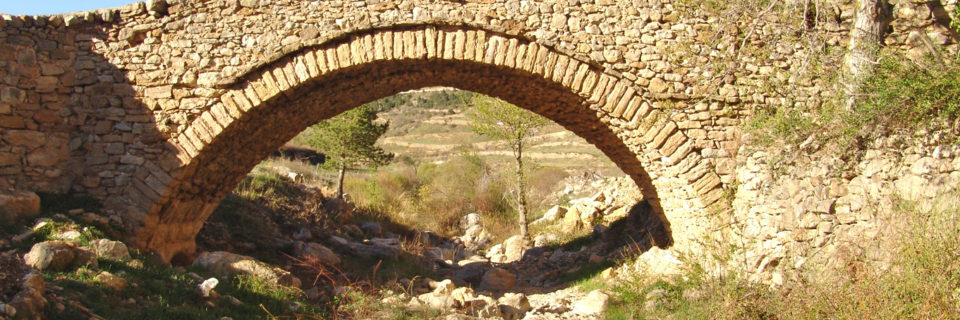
[
  {"x1": 293, "y1": 241, "x2": 341, "y2": 266},
  {"x1": 9, "y1": 287, "x2": 45, "y2": 320},
  {"x1": 535, "y1": 206, "x2": 566, "y2": 224},
  {"x1": 562, "y1": 206, "x2": 583, "y2": 231},
  {"x1": 23, "y1": 241, "x2": 77, "y2": 271},
  {"x1": 192, "y1": 251, "x2": 301, "y2": 287},
  {"x1": 572, "y1": 289, "x2": 610, "y2": 315},
  {"x1": 578, "y1": 205, "x2": 602, "y2": 227},
  {"x1": 501, "y1": 235, "x2": 526, "y2": 263},
  {"x1": 459, "y1": 225, "x2": 489, "y2": 250},
  {"x1": 0, "y1": 190, "x2": 40, "y2": 225},
  {"x1": 497, "y1": 292, "x2": 532, "y2": 320},
  {"x1": 479, "y1": 268, "x2": 515, "y2": 291},
  {"x1": 90, "y1": 239, "x2": 131, "y2": 260}
]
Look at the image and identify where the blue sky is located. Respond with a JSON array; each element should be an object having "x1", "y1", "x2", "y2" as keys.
[{"x1": 0, "y1": 0, "x2": 137, "y2": 15}]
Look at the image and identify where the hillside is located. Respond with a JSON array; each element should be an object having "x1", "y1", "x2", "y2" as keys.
[{"x1": 289, "y1": 88, "x2": 625, "y2": 177}]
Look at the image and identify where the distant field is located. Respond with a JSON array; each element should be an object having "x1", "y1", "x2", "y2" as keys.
[{"x1": 287, "y1": 88, "x2": 624, "y2": 176}]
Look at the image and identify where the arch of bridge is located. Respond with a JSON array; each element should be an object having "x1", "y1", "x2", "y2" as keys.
[
  {"x1": 125, "y1": 25, "x2": 723, "y2": 261},
  {"x1": 0, "y1": 0, "x2": 735, "y2": 262}
]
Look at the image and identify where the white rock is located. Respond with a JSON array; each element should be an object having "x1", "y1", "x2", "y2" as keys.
[
  {"x1": 572, "y1": 290, "x2": 610, "y2": 314},
  {"x1": 199, "y1": 278, "x2": 219, "y2": 297}
]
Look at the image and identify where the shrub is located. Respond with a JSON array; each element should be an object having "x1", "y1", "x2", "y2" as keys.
[
  {"x1": 747, "y1": 52, "x2": 960, "y2": 148},
  {"x1": 855, "y1": 53, "x2": 960, "y2": 132}
]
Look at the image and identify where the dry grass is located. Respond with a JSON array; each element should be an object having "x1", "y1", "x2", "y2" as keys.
[{"x1": 604, "y1": 192, "x2": 960, "y2": 319}]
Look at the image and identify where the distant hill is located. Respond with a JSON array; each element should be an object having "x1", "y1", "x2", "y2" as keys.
[{"x1": 287, "y1": 88, "x2": 623, "y2": 176}]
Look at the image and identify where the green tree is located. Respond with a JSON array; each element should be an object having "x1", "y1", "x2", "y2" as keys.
[
  {"x1": 308, "y1": 104, "x2": 393, "y2": 199},
  {"x1": 467, "y1": 95, "x2": 548, "y2": 240}
]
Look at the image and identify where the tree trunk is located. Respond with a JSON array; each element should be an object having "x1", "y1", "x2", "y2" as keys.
[
  {"x1": 336, "y1": 163, "x2": 346, "y2": 199},
  {"x1": 514, "y1": 140, "x2": 528, "y2": 240},
  {"x1": 844, "y1": 0, "x2": 893, "y2": 109}
]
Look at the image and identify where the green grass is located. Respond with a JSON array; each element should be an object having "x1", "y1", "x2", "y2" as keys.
[
  {"x1": 556, "y1": 260, "x2": 614, "y2": 288},
  {"x1": 20, "y1": 193, "x2": 326, "y2": 320},
  {"x1": 44, "y1": 256, "x2": 325, "y2": 320},
  {"x1": 234, "y1": 169, "x2": 301, "y2": 203}
]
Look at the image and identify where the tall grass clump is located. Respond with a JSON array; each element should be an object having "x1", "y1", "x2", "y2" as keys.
[
  {"x1": 344, "y1": 150, "x2": 513, "y2": 235},
  {"x1": 345, "y1": 147, "x2": 573, "y2": 241},
  {"x1": 234, "y1": 168, "x2": 300, "y2": 203}
]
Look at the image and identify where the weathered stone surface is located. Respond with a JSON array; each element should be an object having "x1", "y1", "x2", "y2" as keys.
[
  {"x1": 572, "y1": 290, "x2": 609, "y2": 315},
  {"x1": 498, "y1": 292, "x2": 532, "y2": 320},
  {"x1": 90, "y1": 239, "x2": 131, "y2": 260},
  {"x1": 501, "y1": 235, "x2": 526, "y2": 263},
  {"x1": 480, "y1": 268, "x2": 516, "y2": 291},
  {"x1": 534, "y1": 205, "x2": 566, "y2": 224},
  {"x1": 192, "y1": 251, "x2": 300, "y2": 287},
  {"x1": 0, "y1": 0, "x2": 949, "y2": 269},
  {"x1": 23, "y1": 241, "x2": 77, "y2": 271},
  {"x1": 95, "y1": 271, "x2": 128, "y2": 291},
  {"x1": 293, "y1": 241, "x2": 341, "y2": 266},
  {"x1": 0, "y1": 190, "x2": 40, "y2": 224}
]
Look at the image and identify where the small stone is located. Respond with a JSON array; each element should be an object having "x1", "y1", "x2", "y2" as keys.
[
  {"x1": 221, "y1": 295, "x2": 243, "y2": 306},
  {"x1": 51, "y1": 230, "x2": 82, "y2": 242},
  {"x1": 497, "y1": 292, "x2": 531, "y2": 320},
  {"x1": 292, "y1": 228, "x2": 311, "y2": 240},
  {"x1": 360, "y1": 222, "x2": 382, "y2": 236},
  {"x1": 95, "y1": 271, "x2": 127, "y2": 291}
]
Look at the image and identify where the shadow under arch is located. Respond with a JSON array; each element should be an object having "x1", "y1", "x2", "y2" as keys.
[{"x1": 130, "y1": 25, "x2": 678, "y2": 263}]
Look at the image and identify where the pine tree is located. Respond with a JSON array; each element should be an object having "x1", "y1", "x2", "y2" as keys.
[{"x1": 307, "y1": 104, "x2": 393, "y2": 199}]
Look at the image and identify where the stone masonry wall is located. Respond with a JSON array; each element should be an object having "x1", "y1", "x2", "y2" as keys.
[
  {"x1": 0, "y1": 0, "x2": 957, "y2": 260},
  {"x1": 732, "y1": 131, "x2": 960, "y2": 284}
]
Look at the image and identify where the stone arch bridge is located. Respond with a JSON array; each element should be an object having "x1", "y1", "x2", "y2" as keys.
[{"x1": 0, "y1": 0, "x2": 775, "y2": 262}]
